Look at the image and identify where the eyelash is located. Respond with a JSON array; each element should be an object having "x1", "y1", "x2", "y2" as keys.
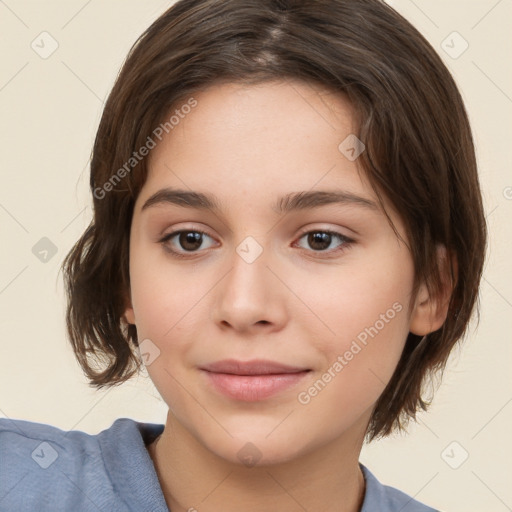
[{"x1": 158, "y1": 228, "x2": 355, "y2": 260}]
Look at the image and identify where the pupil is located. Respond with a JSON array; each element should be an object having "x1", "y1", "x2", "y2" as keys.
[
  {"x1": 180, "y1": 232, "x2": 202, "y2": 251},
  {"x1": 309, "y1": 232, "x2": 330, "y2": 251}
]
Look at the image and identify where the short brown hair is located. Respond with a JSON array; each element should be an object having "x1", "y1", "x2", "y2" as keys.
[{"x1": 62, "y1": 0, "x2": 487, "y2": 441}]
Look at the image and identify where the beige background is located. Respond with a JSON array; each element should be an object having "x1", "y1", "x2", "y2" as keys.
[{"x1": 0, "y1": 1, "x2": 511, "y2": 511}]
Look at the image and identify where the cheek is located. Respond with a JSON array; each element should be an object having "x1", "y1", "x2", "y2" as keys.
[
  {"x1": 128, "y1": 250, "x2": 217, "y2": 404},
  {"x1": 128, "y1": 256, "x2": 207, "y2": 412},
  {"x1": 292, "y1": 310, "x2": 410, "y2": 449},
  {"x1": 297, "y1": 245, "x2": 414, "y2": 387},
  {"x1": 324, "y1": 278, "x2": 410, "y2": 363},
  {"x1": 294, "y1": 290, "x2": 411, "y2": 433},
  {"x1": 129, "y1": 241, "x2": 209, "y2": 341}
]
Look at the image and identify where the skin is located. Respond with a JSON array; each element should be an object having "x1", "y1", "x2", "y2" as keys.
[{"x1": 124, "y1": 80, "x2": 449, "y2": 512}]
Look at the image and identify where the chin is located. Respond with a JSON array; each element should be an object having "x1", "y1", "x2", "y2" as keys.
[{"x1": 199, "y1": 428, "x2": 312, "y2": 468}]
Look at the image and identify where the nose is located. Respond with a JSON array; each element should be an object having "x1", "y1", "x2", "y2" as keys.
[{"x1": 211, "y1": 237, "x2": 287, "y2": 335}]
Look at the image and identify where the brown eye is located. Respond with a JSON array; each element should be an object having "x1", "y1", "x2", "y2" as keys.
[
  {"x1": 159, "y1": 229, "x2": 215, "y2": 257},
  {"x1": 295, "y1": 230, "x2": 354, "y2": 256},
  {"x1": 177, "y1": 231, "x2": 203, "y2": 251},
  {"x1": 307, "y1": 232, "x2": 332, "y2": 251}
]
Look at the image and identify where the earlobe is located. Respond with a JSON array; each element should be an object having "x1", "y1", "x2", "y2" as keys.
[
  {"x1": 409, "y1": 287, "x2": 447, "y2": 336},
  {"x1": 122, "y1": 292, "x2": 136, "y2": 325},
  {"x1": 409, "y1": 245, "x2": 456, "y2": 336},
  {"x1": 123, "y1": 307, "x2": 136, "y2": 325}
]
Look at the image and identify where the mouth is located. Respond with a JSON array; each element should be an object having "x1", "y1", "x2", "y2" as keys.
[
  {"x1": 200, "y1": 359, "x2": 311, "y2": 401},
  {"x1": 200, "y1": 358, "x2": 310, "y2": 375}
]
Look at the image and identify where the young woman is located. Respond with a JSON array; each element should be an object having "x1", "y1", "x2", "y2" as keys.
[{"x1": 0, "y1": 1, "x2": 486, "y2": 510}]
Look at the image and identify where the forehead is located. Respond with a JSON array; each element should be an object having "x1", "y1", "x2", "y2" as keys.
[
  {"x1": 142, "y1": 80, "x2": 371, "y2": 199},
  {"x1": 151, "y1": 80, "x2": 356, "y2": 160}
]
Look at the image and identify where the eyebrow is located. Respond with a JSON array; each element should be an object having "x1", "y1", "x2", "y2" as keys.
[{"x1": 141, "y1": 187, "x2": 379, "y2": 214}]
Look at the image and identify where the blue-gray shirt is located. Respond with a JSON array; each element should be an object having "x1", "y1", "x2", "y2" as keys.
[{"x1": 0, "y1": 417, "x2": 439, "y2": 511}]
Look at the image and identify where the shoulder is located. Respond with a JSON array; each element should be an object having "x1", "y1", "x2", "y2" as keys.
[
  {"x1": 0, "y1": 416, "x2": 162, "y2": 512},
  {"x1": 0, "y1": 415, "x2": 110, "y2": 469},
  {"x1": 360, "y1": 464, "x2": 440, "y2": 512}
]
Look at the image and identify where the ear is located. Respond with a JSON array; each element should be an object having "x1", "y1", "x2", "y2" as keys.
[
  {"x1": 122, "y1": 293, "x2": 136, "y2": 325},
  {"x1": 409, "y1": 245, "x2": 457, "y2": 336}
]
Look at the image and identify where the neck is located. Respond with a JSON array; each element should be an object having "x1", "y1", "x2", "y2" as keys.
[{"x1": 148, "y1": 411, "x2": 368, "y2": 512}]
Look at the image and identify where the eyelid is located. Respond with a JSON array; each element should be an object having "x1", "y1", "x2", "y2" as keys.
[
  {"x1": 159, "y1": 223, "x2": 354, "y2": 242},
  {"x1": 295, "y1": 224, "x2": 355, "y2": 239},
  {"x1": 159, "y1": 227, "x2": 216, "y2": 246},
  {"x1": 158, "y1": 222, "x2": 215, "y2": 239}
]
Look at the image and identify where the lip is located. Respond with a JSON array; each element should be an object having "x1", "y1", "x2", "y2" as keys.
[
  {"x1": 200, "y1": 359, "x2": 309, "y2": 375},
  {"x1": 200, "y1": 359, "x2": 311, "y2": 401}
]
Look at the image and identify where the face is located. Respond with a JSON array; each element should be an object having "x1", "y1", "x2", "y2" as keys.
[{"x1": 125, "y1": 80, "x2": 429, "y2": 466}]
